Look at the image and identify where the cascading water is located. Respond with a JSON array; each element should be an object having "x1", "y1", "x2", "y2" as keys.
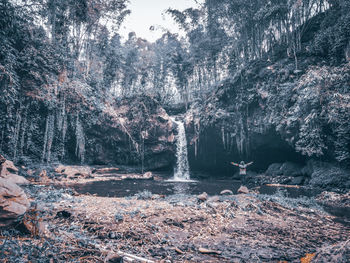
[
  {"x1": 172, "y1": 117, "x2": 191, "y2": 181},
  {"x1": 75, "y1": 115, "x2": 85, "y2": 163}
]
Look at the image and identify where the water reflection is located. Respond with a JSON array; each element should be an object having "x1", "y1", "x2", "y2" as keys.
[
  {"x1": 73, "y1": 179, "x2": 240, "y2": 197},
  {"x1": 173, "y1": 182, "x2": 191, "y2": 194}
]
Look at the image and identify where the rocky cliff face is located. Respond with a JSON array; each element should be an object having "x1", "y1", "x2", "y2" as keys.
[
  {"x1": 185, "y1": 58, "x2": 350, "y2": 176},
  {"x1": 86, "y1": 95, "x2": 176, "y2": 170},
  {"x1": 0, "y1": 83, "x2": 176, "y2": 170}
]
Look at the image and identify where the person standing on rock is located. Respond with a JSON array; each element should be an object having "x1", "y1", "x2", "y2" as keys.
[{"x1": 231, "y1": 161, "x2": 253, "y2": 184}]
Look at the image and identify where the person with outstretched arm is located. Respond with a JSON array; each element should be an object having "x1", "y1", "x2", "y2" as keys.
[{"x1": 231, "y1": 161, "x2": 253, "y2": 185}]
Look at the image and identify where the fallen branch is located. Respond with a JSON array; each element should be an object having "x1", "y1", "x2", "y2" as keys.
[
  {"x1": 198, "y1": 247, "x2": 222, "y2": 255},
  {"x1": 175, "y1": 247, "x2": 185, "y2": 254}
]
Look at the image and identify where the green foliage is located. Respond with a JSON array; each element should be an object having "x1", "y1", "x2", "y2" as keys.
[
  {"x1": 1, "y1": 0, "x2": 350, "y2": 166},
  {"x1": 311, "y1": 2, "x2": 350, "y2": 63},
  {"x1": 0, "y1": 0, "x2": 59, "y2": 105},
  {"x1": 258, "y1": 63, "x2": 350, "y2": 164}
]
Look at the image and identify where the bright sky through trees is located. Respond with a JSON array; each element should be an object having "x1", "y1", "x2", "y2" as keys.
[{"x1": 119, "y1": 0, "x2": 202, "y2": 42}]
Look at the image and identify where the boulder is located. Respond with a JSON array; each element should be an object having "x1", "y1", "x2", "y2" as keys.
[
  {"x1": 280, "y1": 162, "x2": 303, "y2": 177},
  {"x1": 220, "y1": 189, "x2": 233, "y2": 195},
  {"x1": 0, "y1": 157, "x2": 29, "y2": 185},
  {"x1": 237, "y1": 186, "x2": 249, "y2": 194},
  {"x1": 289, "y1": 176, "x2": 304, "y2": 185},
  {"x1": 1, "y1": 159, "x2": 18, "y2": 174},
  {"x1": 265, "y1": 163, "x2": 283, "y2": 177},
  {"x1": 0, "y1": 178, "x2": 30, "y2": 227},
  {"x1": 55, "y1": 165, "x2": 92, "y2": 178},
  {"x1": 197, "y1": 192, "x2": 208, "y2": 202},
  {"x1": 265, "y1": 162, "x2": 303, "y2": 177}
]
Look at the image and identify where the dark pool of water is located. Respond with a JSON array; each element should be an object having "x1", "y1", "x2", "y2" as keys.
[
  {"x1": 72, "y1": 178, "x2": 321, "y2": 198},
  {"x1": 71, "y1": 178, "x2": 350, "y2": 225},
  {"x1": 72, "y1": 179, "x2": 244, "y2": 197}
]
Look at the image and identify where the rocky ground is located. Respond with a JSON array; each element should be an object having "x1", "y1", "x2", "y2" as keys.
[
  {"x1": 1, "y1": 182, "x2": 349, "y2": 263},
  {"x1": 23, "y1": 164, "x2": 157, "y2": 186},
  {"x1": 1, "y1": 157, "x2": 349, "y2": 262}
]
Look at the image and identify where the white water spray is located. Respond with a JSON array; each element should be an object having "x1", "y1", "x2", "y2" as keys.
[
  {"x1": 75, "y1": 115, "x2": 85, "y2": 163},
  {"x1": 172, "y1": 117, "x2": 190, "y2": 181}
]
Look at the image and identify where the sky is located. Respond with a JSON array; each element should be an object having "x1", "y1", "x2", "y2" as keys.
[{"x1": 119, "y1": 0, "x2": 202, "y2": 42}]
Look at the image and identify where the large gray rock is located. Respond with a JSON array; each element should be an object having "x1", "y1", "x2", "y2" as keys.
[
  {"x1": 290, "y1": 176, "x2": 304, "y2": 185},
  {"x1": 55, "y1": 165, "x2": 92, "y2": 178},
  {"x1": 265, "y1": 162, "x2": 303, "y2": 177},
  {"x1": 0, "y1": 178, "x2": 30, "y2": 227},
  {"x1": 308, "y1": 161, "x2": 350, "y2": 190},
  {"x1": 280, "y1": 162, "x2": 303, "y2": 177},
  {"x1": 265, "y1": 163, "x2": 283, "y2": 176},
  {"x1": 0, "y1": 159, "x2": 29, "y2": 185},
  {"x1": 220, "y1": 189, "x2": 233, "y2": 195}
]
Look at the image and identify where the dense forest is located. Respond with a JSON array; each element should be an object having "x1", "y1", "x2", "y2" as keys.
[
  {"x1": 1, "y1": 0, "x2": 349, "y2": 172},
  {"x1": 1, "y1": 1, "x2": 350, "y2": 262}
]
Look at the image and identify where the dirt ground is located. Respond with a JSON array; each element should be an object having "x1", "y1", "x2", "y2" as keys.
[{"x1": 1, "y1": 183, "x2": 349, "y2": 263}]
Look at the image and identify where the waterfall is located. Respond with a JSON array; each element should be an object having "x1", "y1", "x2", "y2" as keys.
[
  {"x1": 75, "y1": 115, "x2": 85, "y2": 163},
  {"x1": 172, "y1": 117, "x2": 190, "y2": 181}
]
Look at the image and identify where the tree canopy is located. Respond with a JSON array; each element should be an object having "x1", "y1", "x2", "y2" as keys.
[{"x1": 1, "y1": 0, "x2": 349, "y2": 164}]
